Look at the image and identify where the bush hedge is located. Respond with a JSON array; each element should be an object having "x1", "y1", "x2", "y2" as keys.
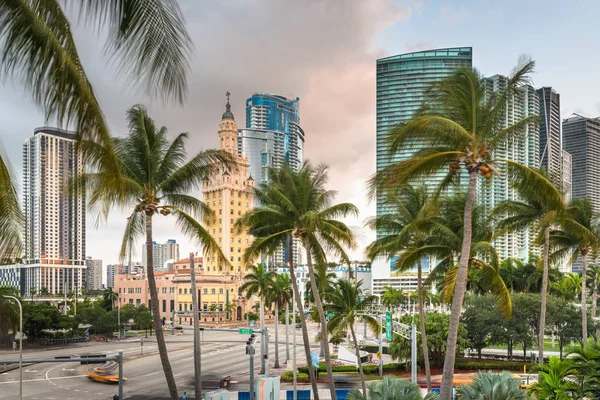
[
  {"x1": 298, "y1": 362, "x2": 406, "y2": 375},
  {"x1": 455, "y1": 358, "x2": 533, "y2": 371},
  {"x1": 280, "y1": 371, "x2": 310, "y2": 382}
]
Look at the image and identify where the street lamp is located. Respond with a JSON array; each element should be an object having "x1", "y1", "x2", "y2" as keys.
[{"x1": 2, "y1": 295, "x2": 22, "y2": 400}]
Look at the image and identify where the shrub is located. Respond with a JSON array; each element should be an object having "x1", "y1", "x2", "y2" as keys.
[
  {"x1": 280, "y1": 371, "x2": 309, "y2": 383},
  {"x1": 455, "y1": 358, "x2": 533, "y2": 371}
]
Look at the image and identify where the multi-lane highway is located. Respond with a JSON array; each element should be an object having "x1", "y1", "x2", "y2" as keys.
[{"x1": 0, "y1": 323, "x2": 319, "y2": 399}]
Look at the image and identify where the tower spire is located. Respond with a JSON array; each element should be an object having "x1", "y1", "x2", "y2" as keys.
[{"x1": 222, "y1": 91, "x2": 234, "y2": 120}]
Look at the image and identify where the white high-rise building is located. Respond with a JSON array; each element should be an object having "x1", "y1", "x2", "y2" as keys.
[
  {"x1": 106, "y1": 264, "x2": 116, "y2": 288},
  {"x1": 21, "y1": 127, "x2": 86, "y2": 295},
  {"x1": 479, "y1": 76, "x2": 540, "y2": 261},
  {"x1": 142, "y1": 239, "x2": 179, "y2": 270}
]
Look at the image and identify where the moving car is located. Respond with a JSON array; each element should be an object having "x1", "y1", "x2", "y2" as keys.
[{"x1": 87, "y1": 368, "x2": 127, "y2": 384}]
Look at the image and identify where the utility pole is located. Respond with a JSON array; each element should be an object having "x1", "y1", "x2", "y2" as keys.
[
  {"x1": 246, "y1": 335, "x2": 256, "y2": 400},
  {"x1": 292, "y1": 295, "x2": 297, "y2": 400},
  {"x1": 189, "y1": 253, "x2": 202, "y2": 399}
]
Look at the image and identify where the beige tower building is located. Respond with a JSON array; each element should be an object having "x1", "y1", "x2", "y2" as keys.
[{"x1": 203, "y1": 94, "x2": 255, "y2": 276}]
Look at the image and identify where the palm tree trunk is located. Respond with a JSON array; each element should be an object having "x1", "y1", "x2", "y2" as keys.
[
  {"x1": 417, "y1": 260, "x2": 432, "y2": 390},
  {"x1": 581, "y1": 250, "x2": 589, "y2": 346},
  {"x1": 305, "y1": 241, "x2": 336, "y2": 400},
  {"x1": 285, "y1": 301, "x2": 290, "y2": 363},
  {"x1": 145, "y1": 212, "x2": 178, "y2": 400},
  {"x1": 289, "y1": 236, "x2": 320, "y2": 399},
  {"x1": 440, "y1": 170, "x2": 477, "y2": 400},
  {"x1": 592, "y1": 279, "x2": 597, "y2": 320},
  {"x1": 259, "y1": 294, "x2": 266, "y2": 374},
  {"x1": 350, "y1": 323, "x2": 367, "y2": 397},
  {"x1": 274, "y1": 300, "x2": 280, "y2": 368},
  {"x1": 538, "y1": 226, "x2": 550, "y2": 365}
]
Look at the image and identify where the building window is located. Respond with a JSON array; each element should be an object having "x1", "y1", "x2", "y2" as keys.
[
  {"x1": 184, "y1": 288, "x2": 188, "y2": 295},
  {"x1": 136, "y1": 299, "x2": 140, "y2": 307},
  {"x1": 178, "y1": 288, "x2": 182, "y2": 294},
  {"x1": 219, "y1": 288, "x2": 223, "y2": 294},
  {"x1": 203, "y1": 288, "x2": 208, "y2": 294},
  {"x1": 179, "y1": 303, "x2": 182, "y2": 311},
  {"x1": 211, "y1": 288, "x2": 216, "y2": 294},
  {"x1": 170, "y1": 299, "x2": 175, "y2": 312},
  {"x1": 162, "y1": 299, "x2": 167, "y2": 313},
  {"x1": 238, "y1": 257, "x2": 241, "y2": 262}
]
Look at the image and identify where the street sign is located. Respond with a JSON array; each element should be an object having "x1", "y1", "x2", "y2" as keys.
[
  {"x1": 311, "y1": 352, "x2": 320, "y2": 367},
  {"x1": 239, "y1": 328, "x2": 253, "y2": 334},
  {"x1": 385, "y1": 311, "x2": 392, "y2": 341}
]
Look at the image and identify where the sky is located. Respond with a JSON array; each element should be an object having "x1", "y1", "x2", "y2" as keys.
[{"x1": 1, "y1": 0, "x2": 600, "y2": 282}]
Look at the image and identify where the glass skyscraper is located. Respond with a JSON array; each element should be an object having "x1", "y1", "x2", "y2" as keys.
[
  {"x1": 375, "y1": 48, "x2": 472, "y2": 239},
  {"x1": 239, "y1": 93, "x2": 305, "y2": 267}
]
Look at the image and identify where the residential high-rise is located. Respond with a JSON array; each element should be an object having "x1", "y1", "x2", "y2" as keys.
[
  {"x1": 106, "y1": 264, "x2": 116, "y2": 288},
  {"x1": 563, "y1": 115, "x2": 600, "y2": 211},
  {"x1": 538, "y1": 88, "x2": 563, "y2": 183},
  {"x1": 479, "y1": 76, "x2": 540, "y2": 260},
  {"x1": 21, "y1": 127, "x2": 85, "y2": 295},
  {"x1": 239, "y1": 92, "x2": 305, "y2": 266},
  {"x1": 85, "y1": 257, "x2": 102, "y2": 291},
  {"x1": 372, "y1": 47, "x2": 472, "y2": 280},
  {"x1": 142, "y1": 239, "x2": 180, "y2": 270},
  {"x1": 562, "y1": 150, "x2": 572, "y2": 202},
  {"x1": 563, "y1": 115, "x2": 600, "y2": 272},
  {"x1": 203, "y1": 93, "x2": 255, "y2": 275},
  {"x1": 375, "y1": 48, "x2": 472, "y2": 239}
]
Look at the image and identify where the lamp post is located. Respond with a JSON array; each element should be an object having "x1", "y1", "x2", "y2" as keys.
[{"x1": 3, "y1": 295, "x2": 22, "y2": 400}]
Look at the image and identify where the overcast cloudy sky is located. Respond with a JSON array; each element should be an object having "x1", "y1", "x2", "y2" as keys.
[{"x1": 1, "y1": 0, "x2": 599, "y2": 275}]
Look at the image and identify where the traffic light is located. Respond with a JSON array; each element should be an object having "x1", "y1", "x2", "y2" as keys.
[{"x1": 246, "y1": 334, "x2": 256, "y2": 355}]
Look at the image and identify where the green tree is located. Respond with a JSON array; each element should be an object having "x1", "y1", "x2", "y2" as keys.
[
  {"x1": 461, "y1": 295, "x2": 498, "y2": 358},
  {"x1": 29, "y1": 286, "x2": 36, "y2": 301},
  {"x1": 456, "y1": 371, "x2": 532, "y2": 400},
  {"x1": 549, "y1": 273, "x2": 581, "y2": 302},
  {"x1": 326, "y1": 279, "x2": 379, "y2": 395},
  {"x1": 371, "y1": 59, "x2": 540, "y2": 399},
  {"x1": 548, "y1": 301, "x2": 584, "y2": 360},
  {"x1": 134, "y1": 305, "x2": 153, "y2": 337},
  {"x1": 82, "y1": 105, "x2": 230, "y2": 400},
  {"x1": 0, "y1": 286, "x2": 20, "y2": 345},
  {"x1": 239, "y1": 162, "x2": 357, "y2": 400},
  {"x1": 529, "y1": 357, "x2": 579, "y2": 400},
  {"x1": 551, "y1": 198, "x2": 599, "y2": 345},
  {"x1": 22, "y1": 302, "x2": 63, "y2": 340},
  {"x1": 366, "y1": 184, "x2": 435, "y2": 389},
  {"x1": 0, "y1": 142, "x2": 21, "y2": 264},
  {"x1": 389, "y1": 312, "x2": 468, "y2": 367},
  {"x1": 567, "y1": 337, "x2": 600, "y2": 398},
  {"x1": 101, "y1": 287, "x2": 118, "y2": 311},
  {"x1": 240, "y1": 264, "x2": 274, "y2": 373},
  {"x1": 380, "y1": 286, "x2": 405, "y2": 312},
  {"x1": 493, "y1": 166, "x2": 566, "y2": 364},
  {"x1": 266, "y1": 273, "x2": 292, "y2": 368}
]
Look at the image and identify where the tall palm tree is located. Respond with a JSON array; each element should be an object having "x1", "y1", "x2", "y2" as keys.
[
  {"x1": 380, "y1": 286, "x2": 405, "y2": 314},
  {"x1": 240, "y1": 264, "x2": 274, "y2": 373},
  {"x1": 493, "y1": 166, "x2": 566, "y2": 363},
  {"x1": 326, "y1": 279, "x2": 379, "y2": 396},
  {"x1": 239, "y1": 162, "x2": 358, "y2": 400},
  {"x1": 265, "y1": 273, "x2": 292, "y2": 368},
  {"x1": 499, "y1": 258, "x2": 523, "y2": 293},
  {"x1": 366, "y1": 184, "x2": 435, "y2": 390},
  {"x1": 0, "y1": 1, "x2": 192, "y2": 180},
  {"x1": 587, "y1": 263, "x2": 600, "y2": 319},
  {"x1": 305, "y1": 265, "x2": 337, "y2": 305},
  {"x1": 550, "y1": 198, "x2": 599, "y2": 345},
  {"x1": 370, "y1": 61, "x2": 539, "y2": 399},
  {"x1": 82, "y1": 105, "x2": 229, "y2": 400}
]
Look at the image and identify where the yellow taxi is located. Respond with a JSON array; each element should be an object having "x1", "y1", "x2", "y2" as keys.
[{"x1": 87, "y1": 368, "x2": 127, "y2": 384}]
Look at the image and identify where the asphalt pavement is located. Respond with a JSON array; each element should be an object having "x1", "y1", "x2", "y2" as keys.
[{"x1": 0, "y1": 322, "x2": 319, "y2": 399}]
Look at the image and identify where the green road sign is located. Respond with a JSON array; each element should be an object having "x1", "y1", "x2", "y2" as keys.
[
  {"x1": 239, "y1": 328, "x2": 253, "y2": 335},
  {"x1": 385, "y1": 311, "x2": 392, "y2": 341}
]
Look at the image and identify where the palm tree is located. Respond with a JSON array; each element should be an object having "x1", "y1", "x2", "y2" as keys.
[
  {"x1": 366, "y1": 184, "x2": 436, "y2": 390},
  {"x1": 550, "y1": 198, "x2": 599, "y2": 345},
  {"x1": 82, "y1": 105, "x2": 229, "y2": 400},
  {"x1": 381, "y1": 286, "x2": 405, "y2": 315},
  {"x1": 550, "y1": 273, "x2": 581, "y2": 302},
  {"x1": 348, "y1": 376, "x2": 438, "y2": 400},
  {"x1": 0, "y1": 143, "x2": 21, "y2": 264},
  {"x1": 102, "y1": 287, "x2": 119, "y2": 311},
  {"x1": 40, "y1": 287, "x2": 49, "y2": 296},
  {"x1": 567, "y1": 337, "x2": 600, "y2": 398},
  {"x1": 240, "y1": 264, "x2": 274, "y2": 373},
  {"x1": 587, "y1": 263, "x2": 600, "y2": 319},
  {"x1": 456, "y1": 371, "x2": 532, "y2": 400},
  {"x1": 266, "y1": 273, "x2": 292, "y2": 368},
  {"x1": 326, "y1": 279, "x2": 379, "y2": 396},
  {"x1": 305, "y1": 265, "x2": 337, "y2": 305},
  {"x1": 493, "y1": 166, "x2": 566, "y2": 363},
  {"x1": 0, "y1": 1, "x2": 192, "y2": 182},
  {"x1": 370, "y1": 59, "x2": 539, "y2": 399},
  {"x1": 29, "y1": 286, "x2": 36, "y2": 301},
  {"x1": 499, "y1": 258, "x2": 523, "y2": 293},
  {"x1": 529, "y1": 357, "x2": 579, "y2": 400},
  {"x1": 239, "y1": 162, "x2": 358, "y2": 400}
]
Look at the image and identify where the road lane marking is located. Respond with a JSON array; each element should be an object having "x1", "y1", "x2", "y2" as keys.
[{"x1": 0, "y1": 374, "x2": 88, "y2": 384}]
